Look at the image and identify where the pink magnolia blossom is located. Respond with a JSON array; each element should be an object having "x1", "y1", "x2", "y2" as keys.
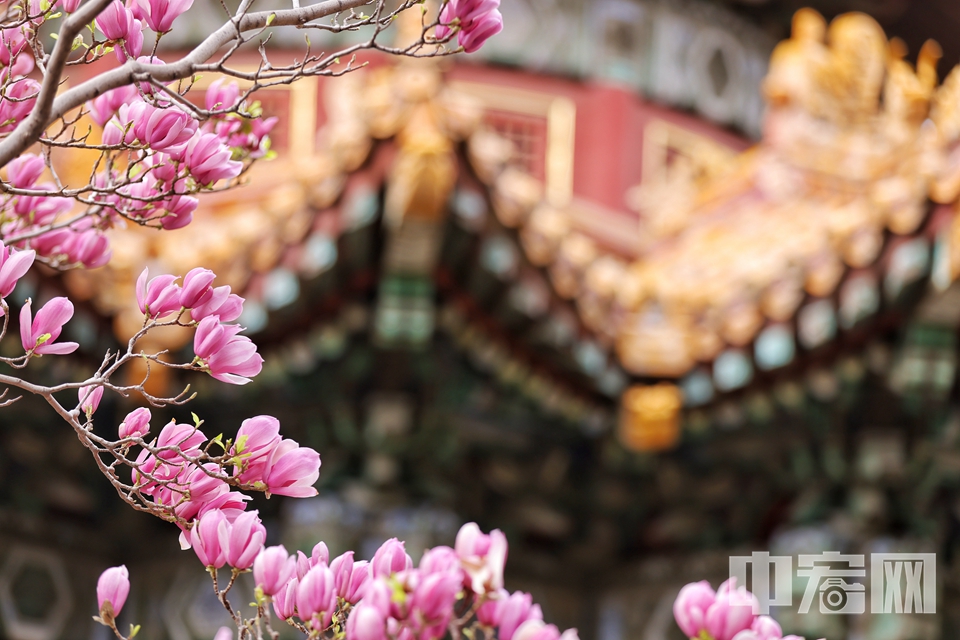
[
  {"x1": 20, "y1": 297, "x2": 78, "y2": 355},
  {"x1": 172, "y1": 463, "x2": 229, "y2": 521},
  {"x1": 330, "y1": 551, "x2": 355, "y2": 593},
  {"x1": 117, "y1": 178, "x2": 158, "y2": 220},
  {"x1": 194, "y1": 316, "x2": 243, "y2": 360},
  {"x1": 297, "y1": 564, "x2": 337, "y2": 623},
  {"x1": 143, "y1": 152, "x2": 181, "y2": 186},
  {"x1": 419, "y1": 546, "x2": 462, "y2": 576},
  {"x1": 731, "y1": 617, "x2": 807, "y2": 640},
  {"x1": 333, "y1": 554, "x2": 370, "y2": 604},
  {"x1": 87, "y1": 85, "x2": 139, "y2": 128},
  {"x1": 0, "y1": 27, "x2": 29, "y2": 68},
  {"x1": 11, "y1": 180, "x2": 72, "y2": 223},
  {"x1": 0, "y1": 78, "x2": 40, "y2": 134},
  {"x1": 674, "y1": 580, "x2": 716, "y2": 639},
  {"x1": 119, "y1": 407, "x2": 151, "y2": 439},
  {"x1": 159, "y1": 195, "x2": 198, "y2": 230},
  {"x1": 412, "y1": 571, "x2": 461, "y2": 627},
  {"x1": 190, "y1": 508, "x2": 227, "y2": 568},
  {"x1": 79, "y1": 385, "x2": 104, "y2": 416},
  {"x1": 199, "y1": 490, "x2": 250, "y2": 520},
  {"x1": 184, "y1": 132, "x2": 242, "y2": 185},
  {"x1": 371, "y1": 538, "x2": 412, "y2": 578},
  {"x1": 0, "y1": 242, "x2": 35, "y2": 300},
  {"x1": 102, "y1": 100, "x2": 149, "y2": 146},
  {"x1": 261, "y1": 439, "x2": 320, "y2": 497},
  {"x1": 498, "y1": 591, "x2": 542, "y2": 640},
  {"x1": 26, "y1": 230, "x2": 68, "y2": 258},
  {"x1": 62, "y1": 0, "x2": 82, "y2": 11},
  {"x1": 191, "y1": 285, "x2": 244, "y2": 322},
  {"x1": 220, "y1": 116, "x2": 278, "y2": 159},
  {"x1": 705, "y1": 579, "x2": 760, "y2": 640},
  {"x1": 0, "y1": 33, "x2": 33, "y2": 78},
  {"x1": 96, "y1": 565, "x2": 130, "y2": 621},
  {"x1": 205, "y1": 331, "x2": 263, "y2": 385},
  {"x1": 180, "y1": 268, "x2": 215, "y2": 308},
  {"x1": 133, "y1": 104, "x2": 198, "y2": 154},
  {"x1": 137, "y1": 0, "x2": 193, "y2": 33},
  {"x1": 126, "y1": 0, "x2": 143, "y2": 20},
  {"x1": 750, "y1": 615, "x2": 783, "y2": 640},
  {"x1": 476, "y1": 589, "x2": 507, "y2": 626},
  {"x1": 361, "y1": 578, "x2": 393, "y2": 617},
  {"x1": 7, "y1": 154, "x2": 44, "y2": 188},
  {"x1": 96, "y1": 0, "x2": 133, "y2": 40},
  {"x1": 295, "y1": 550, "x2": 312, "y2": 580},
  {"x1": 155, "y1": 420, "x2": 206, "y2": 461},
  {"x1": 230, "y1": 414, "x2": 282, "y2": 483},
  {"x1": 436, "y1": 0, "x2": 502, "y2": 53},
  {"x1": 347, "y1": 603, "x2": 387, "y2": 640},
  {"x1": 213, "y1": 628, "x2": 231, "y2": 640},
  {"x1": 459, "y1": 12, "x2": 503, "y2": 53},
  {"x1": 512, "y1": 621, "x2": 578, "y2": 640},
  {"x1": 311, "y1": 542, "x2": 329, "y2": 566},
  {"x1": 62, "y1": 229, "x2": 112, "y2": 268},
  {"x1": 253, "y1": 545, "x2": 296, "y2": 596},
  {"x1": 454, "y1": 522, "x2": 507, "y2": 594},
  {"x1": 206, "y1": 78, "x2": 241, "y2": 111},
  {"x1": 273, "y1": 577, "x2": 298, "y2": 619},
  {"x1": 218, "y1": 509, "x2": 266, "y2": 569},
  {"x1": 136, "y1": 267, "x2": 182, "y2": 318},
  {"x1": 115, "y1": 18, "x2": 144, "y2": 62}
]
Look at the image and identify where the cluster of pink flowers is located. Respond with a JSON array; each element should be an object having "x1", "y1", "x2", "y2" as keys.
[
  {"x1": 135, "y1": 266, "x2": 263, "y2": 384},
  {"x1": 674, "y1": 579, "x2": 819, "y2": 640},
  {"x1": 220, "y1": 521, "x2": 575, "y2": 640},
  {"x1": 95, "y1": 522, "x2": 579, "y2": 640},
  {"x1": 436, "y1": 0, "x2": 503, "y2": 53},
  {"x1": 230, "y1": 415, "x2": 321, "y2": 497},
  {"x1": 126, "y1": 413, "x2": 319, "y2": 560},
  {"x1": 204, "y1": 78, "x2": 278, "y2": 160},
  {"x1": 0, "y1": 27, "x2": 38, "y2": 134},
  {"x1": 2, "y1": 154, "x2": 109, "y2": 268},
  {"x1": 1, "y1": 22, "x2": 273, "y2": 267},
  {"x1": 0, "y1": 27, "x2": 115, "y2": 267}
]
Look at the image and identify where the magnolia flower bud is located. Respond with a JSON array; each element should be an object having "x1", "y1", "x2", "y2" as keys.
[
  {"x1": 371, "y1": 538, "x2": 412, "y2": 578},
  {"x1": 253, "y1": 545, "x2": 295, "y2": 596},
  {"x1": 119, "y1": 407, "x2": 151, "y2": 439},
  {"x1": 79, "y1": 384, "x2": 104, "y2": 417},
  {"x1": 96, "y1": 565, "x2": 130, "y2": 624},
  {"x1": 135, "y1": 267, "x2": 182, "y2": 318},
  {"x1": 95, "y1": 0, "x2": 133, "y2": 40},
  {"x1": 674, "y1": 580, "x2": 716, "y2": 639},
  {"x1": 218, "y1": 509, "x2": 266, "y2": 570},
  {"x1": 136, "y1": 0, "x2": 193, "y2": 33},
  {"x1": 190, "y1": 508, "x2": 227, "y2": 568},
  {"x1": 346, "y1": 603, "x2": 386, "y2": 640},
  {"x1": 705, "y1": 579, "x2": 760, "y2": 640},
  {"x1": 179, "y1": 268, "x2": 216, "y2": 309}
]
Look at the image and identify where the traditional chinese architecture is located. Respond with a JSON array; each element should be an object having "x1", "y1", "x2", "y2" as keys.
[{"x1": 4, "y1": 3, "x2": 960, "y2": 640}]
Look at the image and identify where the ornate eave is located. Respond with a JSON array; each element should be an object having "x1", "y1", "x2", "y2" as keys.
[{"x1": 53, "y1": 9, "x2": 960, "y2": 453}]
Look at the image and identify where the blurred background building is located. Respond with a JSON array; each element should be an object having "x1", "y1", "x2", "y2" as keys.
[{"x1": 6, "y1": 0, "x2": 960, "y2": 639}]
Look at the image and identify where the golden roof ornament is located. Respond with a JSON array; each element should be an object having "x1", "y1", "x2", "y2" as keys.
[{"x1": 500, "y1": 9, "x2": 960, "y2": 381}]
